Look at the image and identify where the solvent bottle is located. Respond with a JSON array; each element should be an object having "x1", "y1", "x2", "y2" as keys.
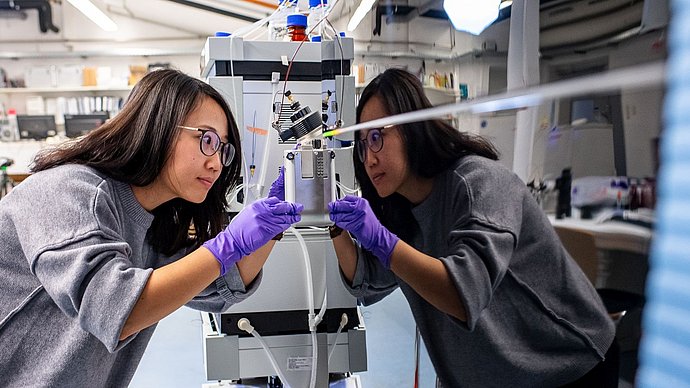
[
  {"x1": 287, "y1": 14, "x2": 308, "y2": 42},
  {"x1": 268, "y1": 0, "x2": 299, "y2": 41},
  {"x1": 307, "y1": 0, "x2": 328, "y2": 40},
  {"x1": 6, "y1": 108, "x2": 18, "y2": 141}
]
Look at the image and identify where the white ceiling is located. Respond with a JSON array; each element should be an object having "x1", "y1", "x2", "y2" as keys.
[
  {"x1": 0, "y1": 0, "x2": 667, "y2": 59},
  {"x1": 0, "y1": 0, "x2": 463, "y2": 59},
  {"x1": 0, "y1": 0, "x2": 310, "y2": 57}
]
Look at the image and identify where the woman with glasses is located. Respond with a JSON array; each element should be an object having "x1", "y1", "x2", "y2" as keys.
[
  {"x1": 0, "y1": 69, "x2": 302, "y2": 387},
  {"x1": 328, "y1": 68, "x2": 617, "y2": 387}
]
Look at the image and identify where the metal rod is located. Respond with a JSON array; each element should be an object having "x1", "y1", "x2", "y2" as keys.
[{"x1": 315, "y1": 61, "x2": 665, "y2": 140}]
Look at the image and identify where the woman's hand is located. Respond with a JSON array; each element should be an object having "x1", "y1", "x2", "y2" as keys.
[
  {"x1": 268, "y1": 166, "x2": 285, "y2": 200},
  {"x1": 328, "y1": 195, "x2": 399, "y2": 268},
  {"x1": 203, "y1": 197, "x2": 303, "y2": 275}
]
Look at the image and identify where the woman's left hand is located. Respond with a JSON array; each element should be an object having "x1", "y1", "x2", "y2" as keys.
[
  {"x1": 328, "y1": 195, "x2": 399, "y2": 269},
  {"x1": 268, "y1": 166, "x2": 285, "y2": 200}
]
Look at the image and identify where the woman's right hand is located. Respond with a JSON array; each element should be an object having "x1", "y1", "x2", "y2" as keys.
[
  {"x1": 329, "y1": 195, "x2": 399, "y2": 269},
  {"x1": 203, "y1": 197, "x2": 303, "y2": 275}
]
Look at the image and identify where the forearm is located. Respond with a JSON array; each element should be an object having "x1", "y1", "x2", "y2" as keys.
[
  {"x1": 120, "y1": 247, "x2": 221, "y2": 340},
  {"x1": 390, "y1": 241, "x2": 467, "y2": 321},
  {"x1": 331, "y1": 231, "x2": 358, "y2": 283},
  {"x1": 236, "y1": 240, "x2": 275, "y2": 285}
]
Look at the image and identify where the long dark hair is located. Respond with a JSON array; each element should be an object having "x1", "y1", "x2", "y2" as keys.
[
  {"x1": 354, "y1": 68, "x2": 498, "y2": 240},
  {"x1": 32, "y1": 69, "x2": 242, "y2": 255}
]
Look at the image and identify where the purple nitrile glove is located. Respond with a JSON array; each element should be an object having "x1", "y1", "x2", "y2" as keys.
[
  {"x1": 204, "y1": 196, "x2": 303, "y2": 276},
  {"x1": 268, "y1": 166, "x2": 285, "y2": 201},
  {"x1": 328, "y1": 195, "x2": 400, "y2": 269}
]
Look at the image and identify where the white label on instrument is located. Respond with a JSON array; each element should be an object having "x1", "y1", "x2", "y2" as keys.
[{"x1": 287, "y1": 356, "x2": 313, "y2": 371}]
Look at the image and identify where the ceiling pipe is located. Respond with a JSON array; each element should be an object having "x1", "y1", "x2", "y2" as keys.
[
  {"x1": 166, "y1": 0, "x2": 260, "y2": 23},
  {"x1": 240, "y1": 0, "x2": 278, "y2": 9}
]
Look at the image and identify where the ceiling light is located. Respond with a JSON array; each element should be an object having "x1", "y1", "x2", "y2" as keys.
[
  {"x1": 347, "y1": 0, "x2": 376, "y2": 32},
  {"x1": 444, "y1": 0, "x2": 501, "y2": 35},
  {"x1": 66, "y1": 0, "x2": 118, "y2": 32}
]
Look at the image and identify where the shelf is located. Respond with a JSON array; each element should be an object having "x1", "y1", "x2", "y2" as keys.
[
  {"x1": 0, "y1": 86, "x2": 133, "y2": 94},
  {"x1": 423, "y1": 86, "x2": 460, "y2": 98},
  {"x1": 355, "y1": 84, "x2": 459, "y2": 97}
]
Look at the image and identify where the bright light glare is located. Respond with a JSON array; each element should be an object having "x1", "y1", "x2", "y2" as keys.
[
  {"x1": 66, "y1": 0, "x2": 118, "y2": 32},
  {"x1": 444, "y1": 0, "x2": 501, "y2": 35},
  {"x1": 347, "y1": 0, "x2": 376, "y2": 32}
]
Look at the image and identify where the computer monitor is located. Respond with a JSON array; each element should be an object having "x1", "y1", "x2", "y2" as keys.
[
  {"x1": 64, "y1": 113, "x2": 109, "y2": 138},
  {"x1": 17, "y1": 115, "x2": 57, "y2": 140}
]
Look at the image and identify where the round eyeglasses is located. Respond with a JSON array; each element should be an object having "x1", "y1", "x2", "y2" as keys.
[
  {"x1": 356, "y1": 125, "x2": 392, "y2": 163},
  {"x1": 178, "y1": 125, "x2": 236, "y2": 167}
]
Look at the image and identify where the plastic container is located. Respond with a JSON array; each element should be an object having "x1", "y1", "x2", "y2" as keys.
[
  {"x1": 268, "y1": 0, "x2": 299, "y2": 41},
  {"x1": 307, "y1": 0, "x2": 328, "y2": 40},
  {"x1": 287, "y1": 14, "x2": 308, "y2": 42},
  {"x1": 3, "y1": 108, "x2": 19, "y2": 141}
]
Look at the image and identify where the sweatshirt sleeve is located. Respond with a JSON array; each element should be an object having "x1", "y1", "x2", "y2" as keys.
[
  {"x1": 442, "y1": 219, "x2": 516, "y2": 330},
  {"x1": 11, "y1": 173, "x2": 151, "y2": 352},
  {"x1": 186, "y1": 265, "x2": 263, "y2": 312},
  {"x1": 343, "y1": 244, "x2": 399, "y2": 305},
  {"x1": 439, "y1": 162, "x2": 523, "y2": 331}
]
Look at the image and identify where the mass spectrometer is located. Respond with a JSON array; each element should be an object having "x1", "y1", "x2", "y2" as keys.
[{"x1": 200, "y1": 34, "x2": 365, "y2": 388}]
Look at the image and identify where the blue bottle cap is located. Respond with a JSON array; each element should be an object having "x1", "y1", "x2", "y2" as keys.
[
  {"x1": 214, "y1": 31, "x2": 231, "y2": 37},
  {"x1": 287, "y1": 14, "x2": 307, "y2": 27},
  {"x1": 311, "y1": 36, "x2": 322, "y2": 42},
  {"x1": 309, "y1": 0, "x2": 327, "y2": 7}
]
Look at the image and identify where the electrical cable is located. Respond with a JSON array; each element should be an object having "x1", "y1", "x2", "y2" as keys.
[
  {"x1": 336, "y1": 181, "x2": 359, "y2": 196},
  {"x1": 288, "y1": 227, "x2": 315, "y2": 327},
  {"x1": 287, "y1": 226, "x2": 323, "y2": 388},
  {"x1": 328, "y1": 313, "x2": 349, "y2": 363},
  {"x1": 250, "y1": 110, "x2": 257, "y2": 178},
  {"x1": 228, "y1": 35, "x2": 252, "y2": 191},
  {"x1": 310, "y1": 330, "x2": 318, "y2": 388},
  {"x1": 226, "y1": 7, "x2": 283, "y2": 198},
  {"x1": 325, "y1": 19, "x2": 346, "y2": 127},
  {"x1": 251, "y1": 80, "x2": 279, "y2": 199},
  {"x1": 237, "y1": 318, "x2": 292, "y2": 388}
]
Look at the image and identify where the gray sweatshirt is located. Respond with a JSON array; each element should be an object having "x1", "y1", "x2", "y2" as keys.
[
  {"x1": 0, "y1": 164, "x2": 259, "y2": 387},
  {"x1": 347, "y1": 156, "x2": 615, "y2": 387}
]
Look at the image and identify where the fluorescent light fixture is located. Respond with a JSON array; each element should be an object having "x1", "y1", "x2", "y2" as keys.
[
  {"x1": 347, "y1": 0, "x2": 376, "y2": 32},
  {"x1": 66, "y1": 0, "x2": 118, "y2": 32},
  {"x1": 444, "y1": 0, "x2": 501, "y2": 35}
]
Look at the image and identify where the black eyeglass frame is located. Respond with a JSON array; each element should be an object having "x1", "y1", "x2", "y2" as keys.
[
  {"x1": 356, "y1": 124, "x2": 394, "y2": 163},
  {"x1": 178, "y1": 125, "x2": 236, "y2": 167}
]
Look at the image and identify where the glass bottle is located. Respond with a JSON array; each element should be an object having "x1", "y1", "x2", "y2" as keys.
[
  {"x1": 287, "y1": 14, "x2": 308, "y2": 42},
  {"x1": 268, "y1": 0, "x2": 299, "y2": 41},
  {"x1": 307, "y1": 0, "x2": 328, "y2": 40}
]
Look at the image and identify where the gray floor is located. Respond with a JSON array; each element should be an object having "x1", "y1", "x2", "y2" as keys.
[{"x1": 130, "y1": 289, "x2": 436, "y2": 388}]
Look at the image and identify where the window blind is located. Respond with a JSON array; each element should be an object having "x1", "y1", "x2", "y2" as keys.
[{"x1": 637, "y1": 1, "x2": 690, "y2": 385}]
